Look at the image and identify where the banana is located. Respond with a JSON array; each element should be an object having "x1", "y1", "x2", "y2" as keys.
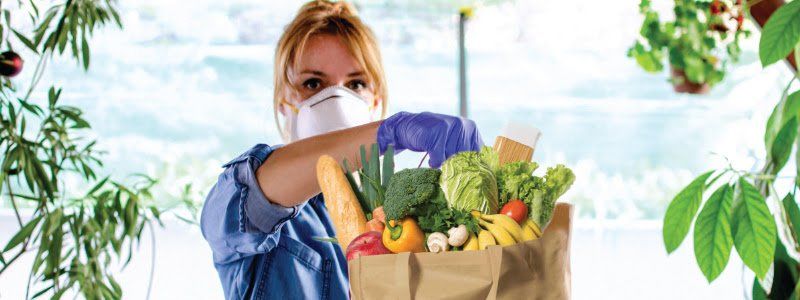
[
  {"x1": 463, "y1": 233, "x2": 479, "y2": 251},
  {"x1": 481, "y1": 214, "x2": 524, "y2": 242},
  {"x1": 525, "y1": 219, "x2": 543, "y2": 238},
  {"x1": 522, "y1": 224, "x2": 538, "y2": 241},
  {"x1": 479, "y1": 220, "x2": 516, "y2": 246},
  {"x1": 478, "y1": 230, "x2": 496, "y2": 250}
]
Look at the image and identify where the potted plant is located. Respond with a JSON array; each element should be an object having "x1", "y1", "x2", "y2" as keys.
[
  {"x1": 628, "y1": 0, "x2": 749, "y2": 94},
  {"x1": 661, "y1": 0, "x2": 800, "y2": 297}
]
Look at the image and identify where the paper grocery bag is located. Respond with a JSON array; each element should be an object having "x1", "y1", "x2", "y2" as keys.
[{"x1": 348, "y1": 203, "x2": 573, "y2": 300}]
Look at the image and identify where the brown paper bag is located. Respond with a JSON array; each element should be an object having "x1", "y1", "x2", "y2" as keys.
[{"x1": 348, "y1": 203, "x2": 573, "y2": 300}]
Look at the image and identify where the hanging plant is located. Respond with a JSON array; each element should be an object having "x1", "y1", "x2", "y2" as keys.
[
  {"x1": 628, "y1": 0, "x2": 750, "y2": 94},
  {"x1": 662, "y1": 0, "x2": 800, "y2": 297}
]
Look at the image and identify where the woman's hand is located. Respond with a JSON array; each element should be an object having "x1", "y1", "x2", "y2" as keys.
[{"x1": 377, "y1": 111, "x2": 484, "y2": 168}]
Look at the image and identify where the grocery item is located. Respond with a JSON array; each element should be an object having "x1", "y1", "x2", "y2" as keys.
[
  {"x1": 446, "y1": 225, "x2": 468, "y2": 247},
  {"x1": 478, "y1": 219, "x2": 516, "y2": 246},
  {"x1": 371, "y1": 206, "x2": 386, "y2": 224},
  {"x1": 480, "y1": 213, "x2": 524, "y2": 243},
  {"x1": 477, "y1": 229, "x2": 496, "y2": 250},
  {"x1": 522, "y1": 223, "x2": 538, "y2": 241},
  {"x1": 366, "y1": 218, "x2": 384, "y2": 232},
  {"x1": 316, "y1": 155, "x2": 368, "y2": 249},
  {"x1": 426, "y1": 232, "x2": 449, "y2": 253},
  {"x1": 462, "y1": 233, "x2": 479, "y2": 250},
  {"x1": 382, "y1": 217, "x2": 426, "y2": 253},
  {"x1": 383, "y1": 168, "x2": 442, "y2": 220},
  {"x1": 500, "y1": 199, "x2": 529, "y2": 224},
  {"x1": 525, "y1": 219, "x2": 543, "y2": 238},
  {"x1": 343, "y1": 144, "x2": 394, "y2": 216},
  {"x1": 346, "y1": 231, "x2": 392, "y2": 261},
  {"x1": 528, "y1": 165, "x2": 575, "y2": 228},
  {"x1": 440, "y1": 149, "x2": 499, "y2": 214},
  {"x1": 493, "y1": 122, "x2": 541, "y2": 165}
]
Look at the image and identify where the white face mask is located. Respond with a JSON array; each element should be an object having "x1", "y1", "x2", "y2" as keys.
[{"x1": 284, "y1": 86, "x2": 372, "y2": 142}]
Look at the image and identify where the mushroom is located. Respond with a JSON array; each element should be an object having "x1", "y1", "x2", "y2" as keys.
[
  {"x1": 447, "y1": 225, "x2": 468, "y2": 247},
  {"x1": 427, "y1": 232, "x2": 449, "y2": 253}
]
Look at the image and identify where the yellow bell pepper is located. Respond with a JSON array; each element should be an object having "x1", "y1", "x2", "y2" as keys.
[{"x1": 382, "y1": 217, "x2": 425, "y2": 253}]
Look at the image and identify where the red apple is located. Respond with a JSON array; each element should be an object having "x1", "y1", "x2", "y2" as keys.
[
  {"x1": 0, "y1": 51, "x2": 22, "y2": 77},
  {"x1": 345, "y1": 231, "x2": 391, "y2": 261}
]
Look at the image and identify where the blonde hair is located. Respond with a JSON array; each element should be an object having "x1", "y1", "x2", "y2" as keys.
[{"x1": 273, "y1": 0, "x2": 387, "y2": 140}]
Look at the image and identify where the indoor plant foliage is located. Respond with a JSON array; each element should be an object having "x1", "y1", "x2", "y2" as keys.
[
  {"x1": 0, "y1": 1, "x2": 168, "y2": 299},
  {"x1": 662, "y1": 0, "x2": 800, "y2": 298},
  {"x1": 628, "y1": 0, "x2": 749, "y2": 93}
]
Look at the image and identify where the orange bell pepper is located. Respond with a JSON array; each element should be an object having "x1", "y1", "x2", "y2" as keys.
[{"x1": 382, "y1": 217, "x2": 425, "y2": 253}]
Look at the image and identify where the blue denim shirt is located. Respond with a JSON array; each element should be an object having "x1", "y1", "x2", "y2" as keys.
[{"x1": 200, "y1": 144, "x2": 349, "y2": 299}]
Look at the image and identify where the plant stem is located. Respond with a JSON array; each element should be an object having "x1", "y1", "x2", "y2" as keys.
[
  {"x1": 8, "y1": 176, "x2": 23, "y2": 227},
  {"x1": 146, "y1": 221, "x2": 155, "y2": 300}
]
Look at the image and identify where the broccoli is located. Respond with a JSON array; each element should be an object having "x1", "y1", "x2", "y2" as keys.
[{"x1": 383, "y1": 168, "x2": 442, "y2": 220}]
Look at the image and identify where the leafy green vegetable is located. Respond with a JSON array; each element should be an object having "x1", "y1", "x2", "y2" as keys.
[
  {"x1": 529, "y1": 164, "x2": 576, "y2": 227},
  {"x1": 343, "y1": 143, "x2": 394, "y2": 214},
  {"x1": 495, "y1": 161, "x2": 540, "y2": 207},
  {"x1": 479, "y1": 146, "x2": 500, "y2": 172},
  {"x1": 440, "y1": 149, "x2": 499, "y2": 214},
  {"x1": 383, "y1": 168, "x2": 442, "y2": 220},
  {"x1": 414, "y1": 190, "x2": 480, "y2": 235}
]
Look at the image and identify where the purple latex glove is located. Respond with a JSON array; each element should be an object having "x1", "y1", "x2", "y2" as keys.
[{"x1": 377, "y1": 111, "x2": 484, "y2": 168}]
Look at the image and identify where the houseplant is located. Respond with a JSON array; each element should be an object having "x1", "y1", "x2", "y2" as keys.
[
  {"x1": 0, "y1": 1, "x2": 174, "y2": 299},
  {"x1": 628, "y1": 0, "x2": 750, "y2": 93},
  {"x1": 661, "y1": 0, "x2": 800, "y2": 298}
]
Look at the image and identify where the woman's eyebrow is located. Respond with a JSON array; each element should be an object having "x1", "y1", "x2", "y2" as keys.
[
  {"x1": 347, "y1": 71, "x2": 365, "y2": 77},
  {"x1": 299, "y1": 70, "x2": 326, "y2": 76}
]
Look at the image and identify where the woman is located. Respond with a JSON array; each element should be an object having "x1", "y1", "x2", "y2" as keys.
[{"x1": 200, "y1": 1, "x2": 483, "y2": 299}]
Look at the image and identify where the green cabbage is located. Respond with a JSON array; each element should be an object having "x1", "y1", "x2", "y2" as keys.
[{"x1": 440, "y1": 149, "x2": 499, "y2": 214}]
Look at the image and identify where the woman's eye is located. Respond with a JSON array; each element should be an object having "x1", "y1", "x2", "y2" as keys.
[
  {"x1": 302, "y1": 78, "x2": 322, "y2": 90},
  {"x1": 347, "y1": 80, "x2": 367, "y2": 91}
]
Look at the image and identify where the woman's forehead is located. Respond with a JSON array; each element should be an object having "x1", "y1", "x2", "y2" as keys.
[{"x1": 294, "y1": 34, "x2": 364, "y2": 77}]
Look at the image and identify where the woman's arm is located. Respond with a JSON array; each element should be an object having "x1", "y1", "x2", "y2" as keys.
[
  {"x1": 257, "y1": 121, "x2": 380, "y2": 207},
  {"x1": 257, "y1": 111, "x2": 484, "y2": 208}
]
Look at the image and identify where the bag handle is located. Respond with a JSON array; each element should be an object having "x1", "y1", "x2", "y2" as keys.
[{"x1": 394, "y1": 252, "x2": 413, "y2": 300}]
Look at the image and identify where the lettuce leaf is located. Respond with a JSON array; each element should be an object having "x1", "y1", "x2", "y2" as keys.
[{"x1": 440, "y1": 150, "x2": 499, "y2": 214}]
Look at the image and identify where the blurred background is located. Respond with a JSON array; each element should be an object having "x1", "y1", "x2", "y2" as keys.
[{"x1": 1, "y1": 0, "x2": 796, "y2": 299}]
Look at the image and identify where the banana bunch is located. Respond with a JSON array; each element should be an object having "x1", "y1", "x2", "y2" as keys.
[{"x1": 470, "y1": 211, "x2": 543, "y2": 250}]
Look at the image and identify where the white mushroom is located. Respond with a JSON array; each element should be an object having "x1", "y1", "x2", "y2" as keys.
[
  {"x1": 447, "y1": 225, "x2": 469, "y2": 247},
  {"x1": 427, "y1": 232, "x2": 449, "y2": 253}
]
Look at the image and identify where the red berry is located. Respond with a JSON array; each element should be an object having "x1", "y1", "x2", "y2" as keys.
[
  {"x1": 736, "y1": 14, "x2": 744, "y2": 29},
  {"x1": 710, "y1": 0, "x2": 724, "y2": 15},
  {"x1": 0, "y1": 51, "x2": 23, "y2": 77}
]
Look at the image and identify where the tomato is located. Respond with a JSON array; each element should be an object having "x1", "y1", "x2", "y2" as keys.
[{"x1": 500, "y1": 200, "x2": 528, "y2": 224}]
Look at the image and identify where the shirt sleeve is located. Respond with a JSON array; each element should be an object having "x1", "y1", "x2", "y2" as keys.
[{"x1": 200, "y1": 143, "x2": 304, "y2": 264}]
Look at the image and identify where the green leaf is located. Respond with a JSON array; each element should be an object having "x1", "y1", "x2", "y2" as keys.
[
  {"x1": 382, "y1": 144, "x2": 394, "y2": 190},
  {"x1": 663, "y1": 171, "x2": 714, "y2": 253},
  {"x1": 693, "y1": 184, "x2": 734, "y2": 282},
  {"x1": 766, "y1": 91, "x2": 800, "y2": 160},
  {"x1": 81, "y1": 34, "x2": 90, "y2": 70},
  {"x1": 359, "y1": 145, "x2": 372, "y2": 202},
  {"x1": 369, "y1": 143, "x2": 380, "y2": 207},
  {"x1": 771, "y1": 116, "x2": 798, "y2": 173},
  {"x1": 759, "y1": 0, "x2": 800, "y2": 66},
  {"x1": 11, "y1": 29, "x2": 38, "y2": 54},
  {"x1": 30, "y1": 285, "x2": 54, "y2": 299},
  {"x1": 731, "y1": 178, "x2": 777, "y2": 279},
  {"x1": 3, "y1": 215, "x2": 42, "y2": 251},
  {"x1": 342, "y1": 159, "x2": 369, "y2": 214},
  {"x1": 782, "y1": 194, "x2": 800, "y2": 239}
]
